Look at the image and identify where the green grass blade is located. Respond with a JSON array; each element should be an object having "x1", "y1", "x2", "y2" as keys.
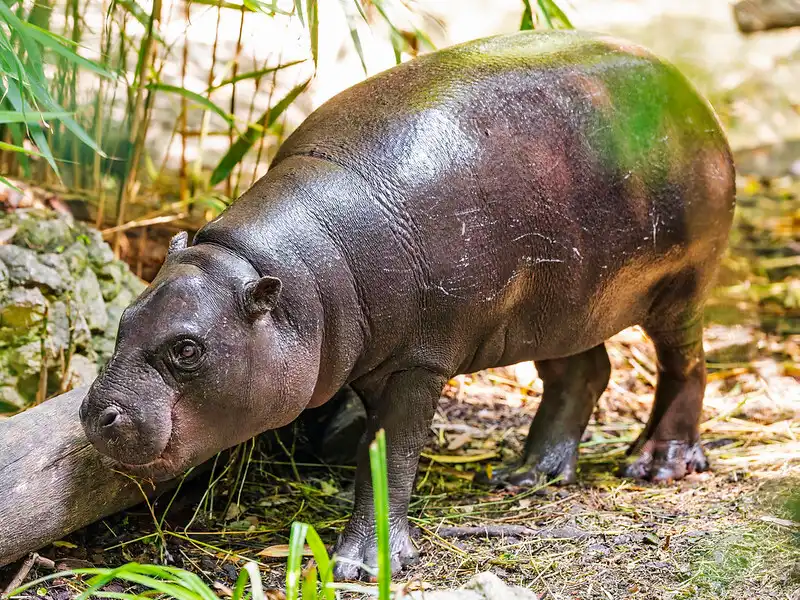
[
  {"x1": 231, "y1": 562, "x2": 265, "y2": 600},
  {"x1": 294, "y1": 0, "x2": 304, "y2": 25},
  {"x1": 369, "y1": 429, "x2": 391, "y2": 600},
  {"x1": 129, "y1": 565, "x2": 218, "y2": 600},
  {"x1": 520, "y1": 0, "x2": 534, "y2": 30},
  {"x1": 305, "y1": 527, "x2": 335, "y2": 600},
  {"x1": 0, "y1": 175, "x2": 21, "y2": 191},
  {"x1": 146, "y1": 83, "x2": 234, "y2": 125},
  {"x1": 0, "y1": 111, "x2": 73, "y2": 124},
  {"x1": 93, "y1": 569, "x2": 203, "y2": 600},
  {"x1": 338, "y1": 0, "x2": 367, "y2": 74},
  {"x1": 540, "y1": 0, "x2": 572, "y2": 28},
  {"x1": 211, "y1": 59, "x2": 306, "y2": 90},
  {"x1": 8, "y1": 569, "x2": 106, "y2": 597},
  {"x1": 1, "y1": 79, "x2": 60, "y2": 178},
  {"x1": 301, "y1": 563, "x2": 319, "y2": 600},
  {"x1": 115, "y1": 0, "x2": 165, "y2": 42},
  {"x1": 0, "y1": 140, "x2": 44, "y2": 156},
  {"x1": 307, "y1": 0, "x2": 319, "y2": 68},
  {"x1": 26, "y1": 77, "x2": 108, "y2": 156},
  {"x1": 210, "y1": 77, "x2": 310, "y2": 186},
  {"x1": 351, "y1": 0, "x2": 367, "y2": 21},
  {"x1": 534, "y1": 0, "x2": 553, "y2": 28},
  {"x1": 242, "y1": 0, "x2": 292, "y2": 15},
  {"x1": 24, "y1": 24, "x2": 115, "y2": 79},
  {"x1": 287, "y1": 522, "x2": 310, "y2": 600}
]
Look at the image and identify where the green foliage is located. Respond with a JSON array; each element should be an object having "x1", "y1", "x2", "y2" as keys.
[
  {"x1": 210, "y1": 78, "x2": 311, "y2": 186},
  {"x1": 0, "y1": 0, "x2": 570, "y2": 225},
  {"x1": 369, "y1": 429, "x2": 391, "y2": 600},
  {"x1": 0, "y1": 0, "x2": 110, "y2": 179},
  {"x1": 521, "y1": 0, "x2": 573, "y2": 30}
]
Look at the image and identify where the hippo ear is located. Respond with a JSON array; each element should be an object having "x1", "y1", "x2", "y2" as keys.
[
  {"x1": 244, "y1": 276, "x2": 282, "y2": 318},
  {"x1": 168, "y1": 231, "x2": 188, "y2": 255}
]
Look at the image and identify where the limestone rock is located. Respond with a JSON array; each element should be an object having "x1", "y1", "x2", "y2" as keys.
[
  {"x1": 74, "y1": 268, "x2": 108, "y2": 332},
  {"x1": 0, "y1": 245, "x2": 64, "y2": 292},
  {"x1": 0, "y1": 209, "x2": 144, "y2": 412}
]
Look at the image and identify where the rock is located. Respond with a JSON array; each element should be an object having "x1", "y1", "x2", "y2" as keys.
[
  {"x1": 47, "y1": 300, "x2": 93, "y2": 353},
  {"x1": 0, "y1": 260, "x2": 8, "y2": 294},
  {"x1": 61, "y1": 240, "x2": 90, "y2": 275},
  {"x1": 74, "y1": 269, "x2": 108, "y2": 332},
  {"x1": 0, "y1": 245, "x2": 64, "y2": 292},
  {"x1": 65, "y1": 354, "x2": 98, "y2": 388},
  {"x1": 39, "y1": 252, "x2": 71, "y2": 286},
  {"x1": 0, "y1": 385, "x2": 26, "y2": 412},
  {"x1": 402, "y1": 572, "x2": 539, "y2": 600},
  {"x1": 97, "y1": 261, "x2": 126, "y2": 301},
  {"x1": 12, "y1": 213, "x2": 74, "y2": 252},
  {"x1": 0, "y1": 288, "x2": 47, "y2": 329},
  {"x1": 83, "y1": 227, "x2": 116, "y2": 267},
  {"x1": 0, "y1": 209, "x2": 144, "y2": 412},
  {"x1": 8, "y1": 341, "x2": 44, "y2": 379}
]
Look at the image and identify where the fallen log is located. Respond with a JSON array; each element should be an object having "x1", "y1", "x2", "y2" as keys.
[
  {"x1": 733, "y1": 0, "x2": 800, "y2": 33},
  {"x1": 0, "y1": 387, "x2": 168, "y2": 567},
  {"x1": 0, "y1": 386, "x2": 359, "y2": 568}
]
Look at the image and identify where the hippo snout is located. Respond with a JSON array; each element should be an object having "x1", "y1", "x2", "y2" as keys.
[{"x1": 80, "y1": 390, "x2": 173, "y2": 467}]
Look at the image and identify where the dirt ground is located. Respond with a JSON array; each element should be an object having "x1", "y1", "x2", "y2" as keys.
[{"x1": 2, "y1": 322, "x2": 797, "y2": 600}]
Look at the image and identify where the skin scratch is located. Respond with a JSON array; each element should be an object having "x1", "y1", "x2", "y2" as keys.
[{"x1": 652, "y1": 210, "x2": 660, "y2": 249}]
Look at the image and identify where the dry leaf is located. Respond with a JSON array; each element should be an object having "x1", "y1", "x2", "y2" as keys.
[{"x1": 257, "y1": 544, "x2": 313, "y2": 558}]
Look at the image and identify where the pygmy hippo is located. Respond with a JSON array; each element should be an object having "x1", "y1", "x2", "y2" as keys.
[{"x1": 80, "y1": 30, "x2": 735, "y2": 579}]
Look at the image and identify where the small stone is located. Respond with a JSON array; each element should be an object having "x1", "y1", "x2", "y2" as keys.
[{"x1": 587, "y1": 543, "x2": 611, "y2": 555}]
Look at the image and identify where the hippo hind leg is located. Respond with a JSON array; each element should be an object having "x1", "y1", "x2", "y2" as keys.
[
  {"x1": 478, "y1": 343, "x2": 610, "y2": 487},
  {"x1": 622, "y1": 315, "x2": 710, "y2": 481}
]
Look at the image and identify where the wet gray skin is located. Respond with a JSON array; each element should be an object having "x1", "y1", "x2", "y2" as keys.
[{"x1": 81, "y1": 30, "x2": 735, "y2": 580}]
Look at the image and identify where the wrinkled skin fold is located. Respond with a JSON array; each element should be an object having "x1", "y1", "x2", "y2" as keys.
[{"x1": 81, "y1": 30, "x2": 735, "y2": 580}]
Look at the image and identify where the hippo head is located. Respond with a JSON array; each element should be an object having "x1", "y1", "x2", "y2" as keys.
[{"x1": 80, "y1": 232, "x2": 315, "y2": 480}]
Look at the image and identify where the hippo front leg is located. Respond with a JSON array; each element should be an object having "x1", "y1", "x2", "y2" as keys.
[{"x1": 332, "y1": 368, "x2": 446, "y2": 581}]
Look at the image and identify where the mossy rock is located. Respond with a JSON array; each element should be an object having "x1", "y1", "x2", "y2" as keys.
[
  {"x1": 0, "y1": 208, "x2": 145, "y2": 413},
  {"x1": 12, "y1": 212, "x2": 74, "y2": 252}
]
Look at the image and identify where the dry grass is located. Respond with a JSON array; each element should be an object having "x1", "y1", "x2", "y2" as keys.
[{"x1": 12, "y1": 324, "x2": 796, "y2": 600}]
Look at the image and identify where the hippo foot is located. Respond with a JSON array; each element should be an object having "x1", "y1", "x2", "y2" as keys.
[
  {"x1": 475, "y1": 447, "x2": 579, "y2": 488},
  {"x1": 621, "y1": 439, "x2": 709, "y2": 482},
  {"x1": 332, "y1": 526, "x2": 418, "y2": 581}
]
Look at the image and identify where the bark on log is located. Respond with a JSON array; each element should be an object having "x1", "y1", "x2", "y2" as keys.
[
  {"x1": 733, "y1": 0, "x2": 800, "y2": 33},
  {"x1": 0, "y1": 387, "x2": 167, "y2": 567}
]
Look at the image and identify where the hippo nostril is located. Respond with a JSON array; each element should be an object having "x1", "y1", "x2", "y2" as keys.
[{"x1": 99, "y1": 407, "x2": 121, "y2": 428}]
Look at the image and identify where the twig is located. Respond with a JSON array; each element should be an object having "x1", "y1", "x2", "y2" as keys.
[
  {"x1": 434, "y1": 524, "x2": 589, "y2": 539},
  {"x1": 1, "y1": 553, "x2": 54, "y2": 598},
  {"x1": 101, "y1": 214, "x2": 185, "y2": 237}
]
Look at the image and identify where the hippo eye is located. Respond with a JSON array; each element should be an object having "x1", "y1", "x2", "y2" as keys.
[{"x1": 171, "y1": 339, "x2": 203, "y2": 370}]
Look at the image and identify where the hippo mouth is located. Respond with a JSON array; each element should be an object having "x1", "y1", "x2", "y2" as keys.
[
  {"x1": 114, "y1": 436, "x2": 185, "y2": 482},
  {"x1": 109, "y1": 405, "x2": 193, "y2": 482}
]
